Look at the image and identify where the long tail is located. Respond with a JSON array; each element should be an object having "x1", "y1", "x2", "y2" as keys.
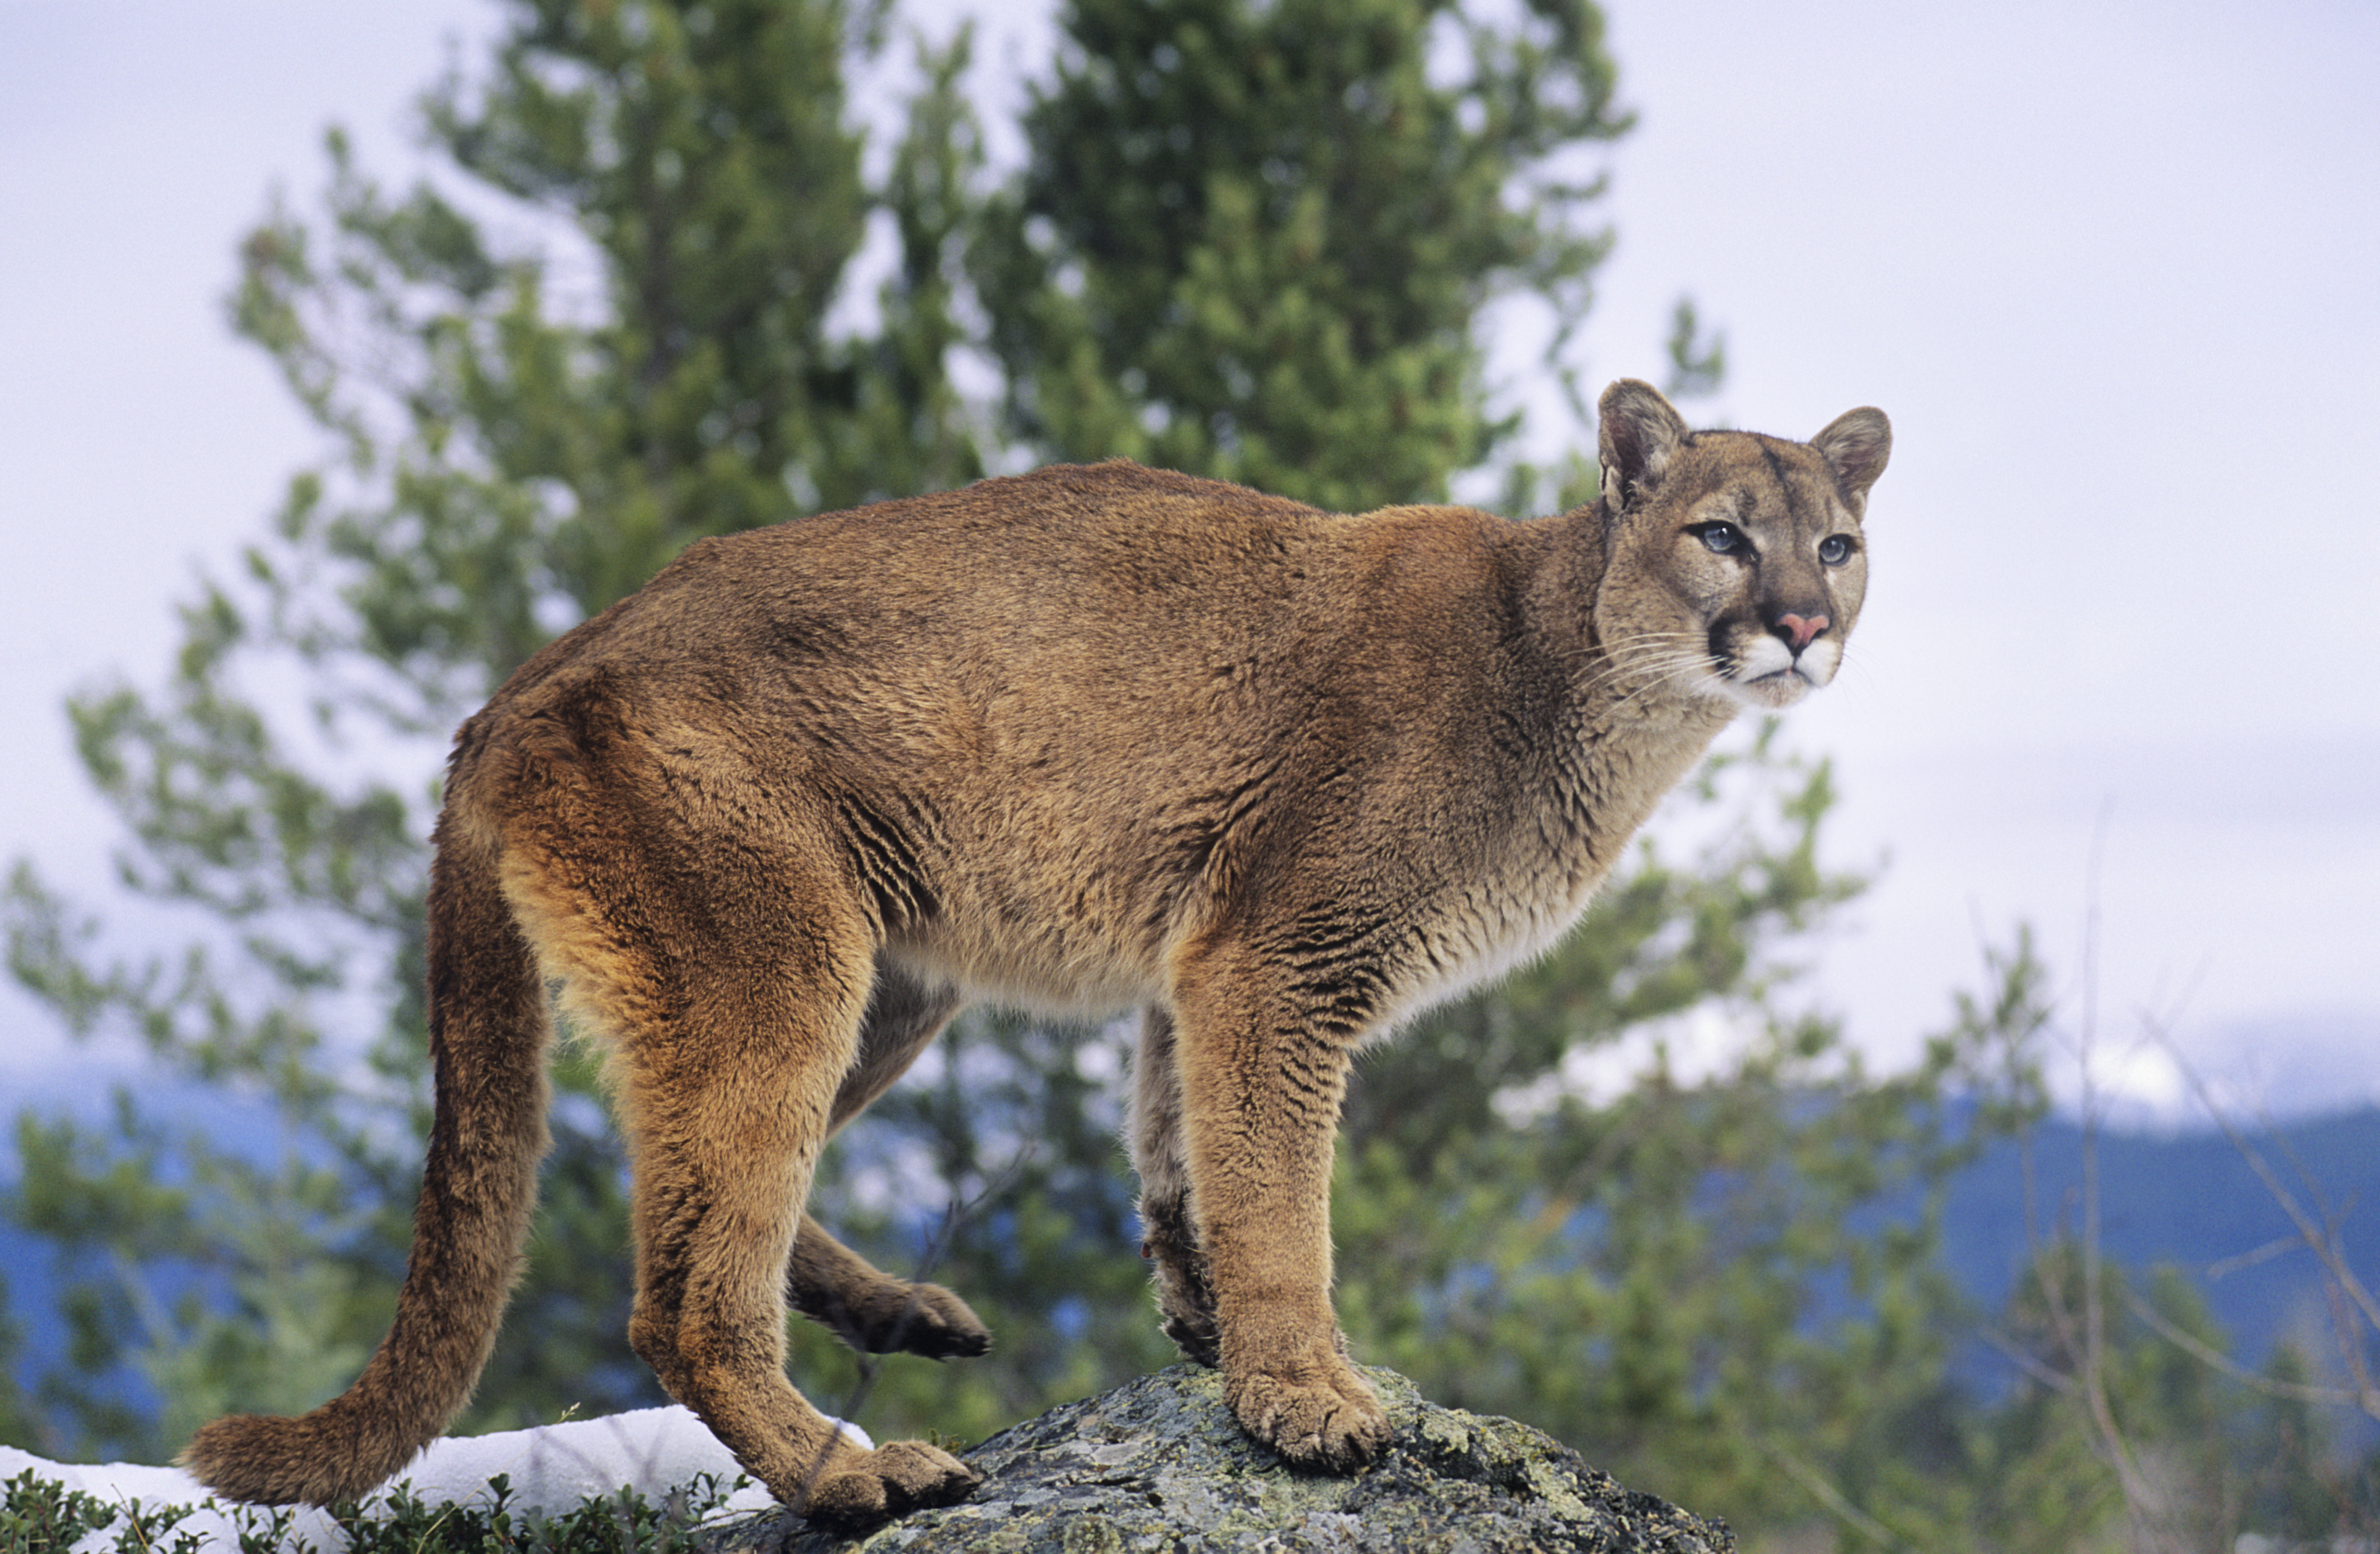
[{"x1": 181, "y1": 813, "x2": 551, "y2": 1505}]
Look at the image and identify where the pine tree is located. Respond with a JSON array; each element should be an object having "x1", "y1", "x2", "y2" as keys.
[{"x1": 974, "y1": 0, "x2": 1627, "y2": 512}]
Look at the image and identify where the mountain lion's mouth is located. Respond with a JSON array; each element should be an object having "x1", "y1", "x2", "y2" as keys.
[{"x1": 1726, "y1": 664, "x2": 1814, "y2": 709}]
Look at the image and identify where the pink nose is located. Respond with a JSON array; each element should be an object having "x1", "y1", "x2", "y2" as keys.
[{"x1": 1776, "y1": 612, "x2": 1830, "y2": 651}]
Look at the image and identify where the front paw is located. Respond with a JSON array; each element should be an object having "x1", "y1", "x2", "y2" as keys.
[
  {"x1": 1226, "y1": 1350, "x2": 1390, "y2": 1472},
  {"x1": 801, "y1": 1439, "x2": 981, "y2": 1532}
]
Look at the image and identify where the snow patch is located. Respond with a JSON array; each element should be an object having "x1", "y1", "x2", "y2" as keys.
[{"x1": 0, "y1": 1406, "x2": 869, "y2": 1551}]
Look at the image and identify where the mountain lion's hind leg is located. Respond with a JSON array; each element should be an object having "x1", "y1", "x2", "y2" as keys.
[
  {"x1": 1169, "y1": 938, "x2": 1391, "y2": 1472},
  {"x1": 556, "y1": 845, "x2": 975, "y2": 1530},
  {"x1": 1130, "y1": 1006, "x2": 1220, "y2": 1365},
  {"x1": 785, "y1": 969, "x2": 989, "y2": 1362},
  {"x1": 787, "y1": 1212, "x2": 992, "y2": 1362}
]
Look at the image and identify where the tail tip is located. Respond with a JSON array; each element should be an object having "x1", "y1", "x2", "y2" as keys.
[{"x1": 180, "y1": 1411, "x2": 405, "y2": 1507}]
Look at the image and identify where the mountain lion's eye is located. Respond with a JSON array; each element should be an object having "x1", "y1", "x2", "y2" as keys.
[
  {"x1": 1693, "y1": 523, "x2": 1745, "y2": 556},
  {"x1": 1817, "y1": 535, "x2": 1854, "y2": 565}
]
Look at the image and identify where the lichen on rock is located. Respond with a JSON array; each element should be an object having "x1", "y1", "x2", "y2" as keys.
[{"x1": 714, "y1": 1365, "x2": 1731, "y2": 1552}]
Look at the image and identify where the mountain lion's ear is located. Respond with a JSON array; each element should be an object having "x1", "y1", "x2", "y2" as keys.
[
  {"x1": 1596, "y1": 379, "x2": 1691, "y2": 515},
  {"x1": 1809, "y1": 407, "x2": 1891, "y2": 511}
]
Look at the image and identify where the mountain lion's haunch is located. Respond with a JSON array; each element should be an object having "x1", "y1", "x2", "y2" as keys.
[{"x1": 181, "y1": 380, "x2": 1890, "y2": 1529}]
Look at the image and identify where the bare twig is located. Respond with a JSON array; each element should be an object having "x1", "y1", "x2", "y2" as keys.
[
  {"x1": 1749, "y1": 1429, "x2": 1910, "y2": 1551},
  {"x1": 2205, "y1": 1234, "x2": 2307, "y2": 1283},
  {"x1": 831, "y1": 1146, "x2": 1036, "y2": 1429},
  {"x1": 1979, "y1": 1324, "x2": 2084, "y2": 1397},
  {"x1": 2149, "y1": 1023, "x2": 2380, "y2": 1424},
  {"x1": 2122, "y1": 1288, "x2": 2378, "y2": 1411},
  {"x1": 2006, "y1": 808, "x2": 2182, "y2": 1550}
]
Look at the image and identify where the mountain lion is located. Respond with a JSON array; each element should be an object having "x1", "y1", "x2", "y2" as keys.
[{"x1": 183, "y1": 379, "x2": 1889, "y2": 1528}]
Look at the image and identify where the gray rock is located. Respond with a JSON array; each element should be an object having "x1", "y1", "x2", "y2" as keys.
[{"x1": 713, "y1": 1365, "x2": 1732, "y2": 1552}]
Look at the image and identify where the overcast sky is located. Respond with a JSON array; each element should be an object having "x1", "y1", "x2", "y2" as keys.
[{"x1": 2, "y1": 0, "x2": 2374, "y2": 1123}]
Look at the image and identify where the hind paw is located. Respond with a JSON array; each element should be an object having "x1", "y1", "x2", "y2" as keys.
[
  {"x1": 871, "y1": 1281, "x2": 992, "y2": 1360},
  {"x1": 798, "y1": 1279, "x2": 992, "y2": 1361},
  {"x1": 801, "y1": 1439, "x2": 980, "y2": 1532}
]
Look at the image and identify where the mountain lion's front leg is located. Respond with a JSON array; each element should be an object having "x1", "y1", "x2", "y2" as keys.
[
  {"x1": 1129, "y1": 1006, "x2": 1220, "y2": 1365},
  {"x1": 1167, "y1": 939, "x2": 1391, "y2": 1471}
]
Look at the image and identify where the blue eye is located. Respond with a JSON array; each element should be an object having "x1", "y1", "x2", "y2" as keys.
[
  {"x1": 1693, "y1": 523, "x2": 1745, "y2": 556},
  {"x1": 1818, "y1": 535, "x2": 1854, "y2": 565}
]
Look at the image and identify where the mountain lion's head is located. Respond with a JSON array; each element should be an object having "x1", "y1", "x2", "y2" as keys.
[{"x1": 1593, "y1": 379, "x2": 1891, "y2": 712}]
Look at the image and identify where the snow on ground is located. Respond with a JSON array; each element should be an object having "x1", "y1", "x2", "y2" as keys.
[{"x1": 0, "y1": 1407, "x2": 869, "y2": 1550}]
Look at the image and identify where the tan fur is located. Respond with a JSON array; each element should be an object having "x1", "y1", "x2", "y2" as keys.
[{"x1": 181, "y1": 381, "x2": 1889, "y2": 1528}]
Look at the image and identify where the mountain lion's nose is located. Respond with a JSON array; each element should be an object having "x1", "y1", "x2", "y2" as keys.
[{"x1": 1774, "y1": 612, "x2": 1830, "y2": 651}]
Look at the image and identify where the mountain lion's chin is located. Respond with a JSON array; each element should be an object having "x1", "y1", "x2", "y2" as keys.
[{"x1": 1722, "y1": 669, "x2": 1815, "y2": 711}]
